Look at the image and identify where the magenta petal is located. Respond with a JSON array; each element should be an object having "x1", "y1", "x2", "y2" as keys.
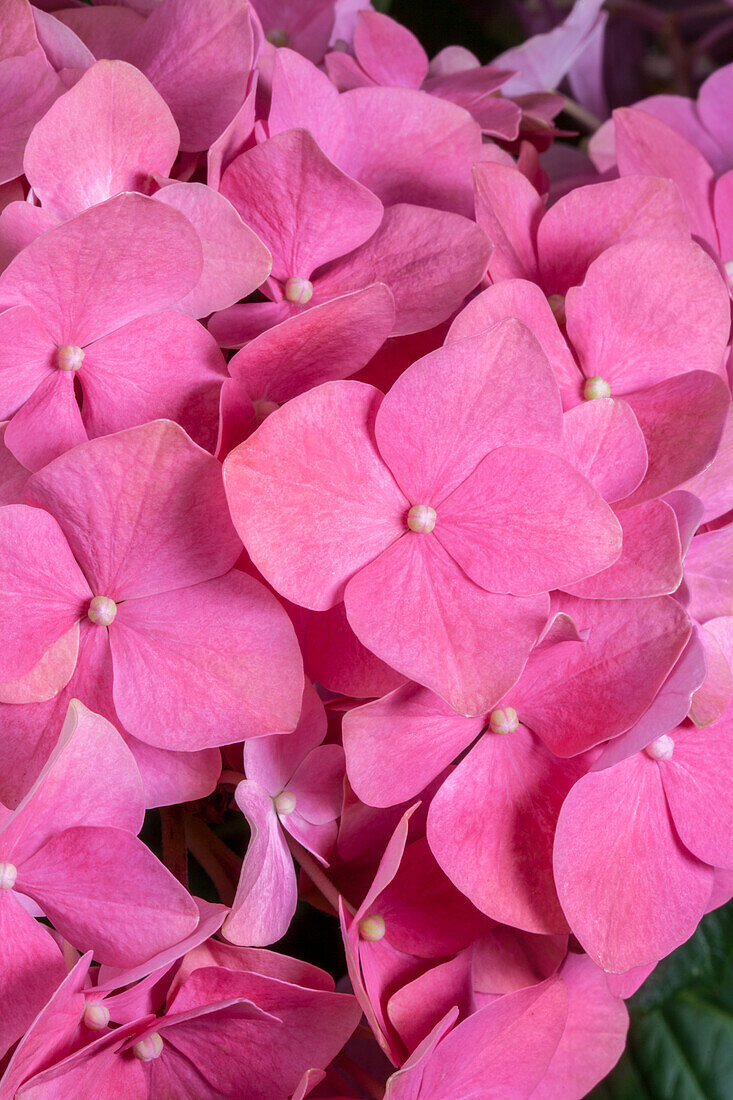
[
  {"x1": 660, "y1": 719, "x2": 733, "y2": 870},
  {"x1": 345, "y1": 532, "x2": 548, "y2": 716},
  {"x1": 0, "y1": 504, "x2": 89, "y2": 680},
  {"x1": 554, "y1": 755, "x2": 714, "y2": 972},
  {"x1": 18, "y1": 825, "x2": 199, "y2": 967},
  {"x1": 0, "y1": 891, "x2": 66, "y2": 1059},
  {"x1": 23, "y1": 59, "x2": 180, "y2": 220},
  {"x1": 316, "y1": 203, "x2": 489, "y2": 336},
  {"x1": 5, "y1": 371, "x2": 88, "y2": 471},
  {"x1": 428, "y1": 727, "x2": 584, "y2": 933},
  {"x1": 110, "y1": 570, "x2": 303, "y2": 749},
  {"x1": 222, "y1": 780, "x2": 297, "y2": 947},
  {"x1": 344, "y1": 682, "x2": 484, "y2": 807},
  {"x1": 224, "y1": 381, "x2": 407, "y2": 610},
  {"x1": 562, "y1": 398, "x2": 648, "y2": 503},
  {"x1": 437, "y1": 446, "x2": 621, "y2": 595},
  {"x1": 376, "y1": 318, "x2": 563, "y2": 504},
  {"x1": 221, "y1": 129, "x2": 383, "y2": 282},
  {"x1": 0, "y1": 193, "x2": 203, "y2": 345},
  {"x1": 473, "y1": 161, "x2": 542, "y2": 282},
  {"x1": 27, "y1": 420, "x2": 241, "y2": 601}
]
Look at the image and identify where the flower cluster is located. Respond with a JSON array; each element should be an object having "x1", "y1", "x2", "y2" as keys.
[{"x1": 0, "y1": 0, "x2": 731, "y2": 1097}]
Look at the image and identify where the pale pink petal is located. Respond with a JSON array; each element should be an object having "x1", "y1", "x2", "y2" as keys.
[
  {"x1": 5, "y1": 371, "x2": 87, "y2": 471},
  {"x1": 437, "y1": 446, "x2": 622, "y2": 595},
  {"x1": 154, "y1": 182, "x2": 271, "y2": 319},
  {"x1": 628, "y1": 94, "x2": 726, "y2": 172},
  {"x1": 345, "y1": 532, "x2": 548, "y2": 717},
  {"x1": 353, "y1": 12, "x2": 427, "y2": 88},
  {"x1": 24, "y1": 60, "x2": 180, "y2": 220},
  {"x1": 496, "y1": 0, "x2": 605, "y2": 95},
  {"x1": 31, "y1": 7, "x2": 95, "y2": 78},
  {"x1": 473, "y1": 161, "x2": 542, "y2": 282},
  {"x1": 660, "y1": 719, "x2": 733, "y2": 870},
  {"x1": 244, "y1": 681, "x2": 326, "y2": 796},
  {"x1": 428, "y1": 727, "x2": 584, "y2": 933},
  {"x1": 0, "y1": 193, "x2": 203, "y2": 346},
  {"x1": 695, "y1": 63, "x2": 733, "y2": 167},
  {"x1": 27, "y1": 420, "x2": 241, "y2": 601},
  {"x1": 315, "y1": 203, "x2": 489, "y2": 336},
  {"x1": 110, "y1": 570, "x2": 303, "y2": 750},
  {"x1": 223, "y1": 382, "x2": 408, "y2": 611},
  {"x1": 0, "y1": 891, "x2": 66, "y2": 1059},
  {"x1": 562, "y1": 398, "x2": 648, "y2": 502},
  {"x1": 0, "y1": 504, "x2": 89, "y2": 680},
  {"x1": 222, "y1": 780, "x2": 297, "y2": 947},
  {"x1": 554, "y1": 754, "x2": 714, "y2": 971},
  {"x1": 376, "y1": 318, "x2": 563, "y2": 504}
]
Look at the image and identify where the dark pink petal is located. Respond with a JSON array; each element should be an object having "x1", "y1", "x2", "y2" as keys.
[
  {"x1": 565, "y1": 238, "x2": 730, "y2": 394},
  {"x1": 563, "y1": 499, "x2": 682, "y2": 600},
  {"x1": 315, "y1": 203, "x2": 489, "y2": 336},
  {"x1": 223, "y1": 382, "x2": 407, "y2": 611},
  {"x1": 0, "y1": 890, "x2": 66, "y2": 1059},
  {"x1": 537, "y1": 176, "x2": 689, "y2": 296},
  {"x1": 52, "y1": 5, "x2": 146, "y2": 61},
  {"x1": 622, "y1": 373, "x2": 731, "y2": 505},
  {"x1": 614, "y1": 107, "x2": 717, "y2": 244},
  {"x1": 387, "y1": 953, "x2": 473, "y2": 1054},
  {"x1": 154, "y1": 183, "x2": 271, "y2": 319},
  {"x1": 660, "y1": 718, "x2": 733, "y2": 870},
  {"x1": 110, "y1": 570, "x2": 303, "y2": 749},
  {"x1": 79, "y1": 311, "x2": 226, "y2": 452},
  {"x1": 345, "y1": 532, "x2": 548, "y2": 717},
  {"x1": 222, "y1": 780, "x2": 297, "y2": 947},
  {"x1": 18, "y1": 825, "x2": 199, "y2": 967},
  {"x1": 512, "y1": 594, "x2": 692, "y2": 757},
  {"x1": 437, "y1": 446, "x2": 621, "y2": 595},
  {"x1": 353, "y1": 12, "x2": 427, "y2": 88},
  {"x1": 5, "y1": 372, "x2": 87, "y2": 471},
  {"x1": 27, "y1": 420, "x2": 241, "y2": 601},
  {"x1": 428, "y1": 727, "x2": 584, "y2": 933},
  {"x1": 126, "y1": 0, "x2": 255, "y2": 151},
  {"x1": 685, "y1": 523, "x2": 733, "y2": 623},
  {"x1": 221, "y1": 129, "x2": 383, "y2": 282},
  {"x1": 128, "y1": 739, "x2": 221, "y2": 810},
  {"x1": 0, "y1": 504, "x2": 89, "y2": 680},
  {"x1": 344, "y1": 682, "x2": 483, "y2": 807},
  {"x1": 473, "y1": 161, "x2": 542, "y2": 282},
  {"x1": 304, "y1": 601, "x2": 405, "y2": 700},
  {"x1": 376, "y1": 319, "x2": 563, "y2": 504},
  {"x1": 24, "y1": 60, "x2": 180, "y2": 220},
  {"x1": 472, "y1": 925, "x2": 567, "y2": 996},
  {"x1": 245, "y1": 680, "x2": 326, "y2": 797},
  {"x1": 424, "y1": 69, "x2": 521, "y2": 139},
  {"x1": 0, "y1": 50, "x2": 63, "y2": 185},
  {"x1": 562, "y1": 398, "x2": 648, "y2": 502},
  {"x1": 554, "y1": 754, "x2": 714, "y2": 972},
  {"x1": 0, "y1": 193, "x2": 202, "y2": 346}
]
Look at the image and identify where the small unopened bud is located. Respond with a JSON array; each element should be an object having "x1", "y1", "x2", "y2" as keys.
[
  {"x1": 284, "y1": 276, "x2": 314, "y2": 305},
  {"x1": 57, "y1": 345, "x2": 84, "y2": 372},
  {"x1": 547, "y1": 294, "x2": 566, "y2": 324},
  {"x1": 644, "y1": 735, "x2": 674, "y2": 761},
  {"x1": 0, "y1": 862, "x2": 17, "y2": 890},
  {"x1": 254, "y1": 399, "x2": 279, "y2": 423},
  {"x1": 489, "y1": 706, "x2": 519, "y2": 735},
  {"x1": 87, "y1": 596, "x2": 117, "y2": 626},
  {"x1": 132, "y1": 1033, "x2": 164, "y2": 1062},
  {"x1": 407, "y1": 504, "x2": 436, "y2": 534},
  {"x1": 358, "y1": 914, "x2": 386, "y2": 941},
  {"x1": 273, "y1": 790, "x2": 296, "y2": 816},
  {"x1": 583, "y1": 376, "x2": 611, "y2": 401},
  {"x1": 83, "y1": 1002, "x2": 110, "y2": 1030}
]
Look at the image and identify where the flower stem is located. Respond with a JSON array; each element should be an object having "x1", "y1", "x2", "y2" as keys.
[
  {"x1": 160, "y1": 804, "x2": 188, "y2": 887},
  {"x1": 184, "y1": 814, "x2": 241, "y2": 905},
  {"x1": 333, "y1": 1053, "x2": 386, "y2": 1100},
  {"x1": 286, "y1": 834, "x2": 355, "y2": 917}
]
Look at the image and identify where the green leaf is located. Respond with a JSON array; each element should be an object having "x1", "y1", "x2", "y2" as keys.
[{"x1": 589, "y1": 902, "x2": 733, "y2": 1099}]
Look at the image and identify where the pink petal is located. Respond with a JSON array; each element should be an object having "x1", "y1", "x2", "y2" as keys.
[
  {"x1": 437, "y1": 446, "x2": 622, "y2": 595},
  {"x1": 52, "y1": 5, "x2": 145, "y2": 61},
  {"x1": 565, "y1": 238, "x2": 730, "y2": 393},
  {"x1": 472, "y1": 925, "x2": 567, "y2": 996},
  {"x1": 253, "y1": 0, "x2": 335, "y2": 62},
  {"x1": 221, "y1": 129, "x2": 383, "y2": 282},
  {"x1": 554, "y1": 754, "x2": 714, "y2": 972},
  {"x1": 685, "y1": 523, "x2": 733, "y2": 623},
  {"x1": 288, "y1": 745, "x2": 345, "y2": 826},
  {"x1": 23, "y1": 60, "x2": 180, "y2": 220},
  {"x1": 208, "y1": 298, "x2": 295, "y2": 349},
  {"x1": 223, "y1": 381, "x2": 408, "y2": 611},
  {"x1": 563, "y1": 498, "x2": 682, "y2": 600},
  {"x1": 353, "y1": 12, "x2": 427, "y2": 88},
  {"x1": 537, "y1": 176, "x2": 689, "y2": 295},
  {"x1": 5, "y1": 371, "x2": 87, "y2": 472},
  {"x1": 0, "y1": 891, "x2": 66, "y2": 1059},
  {"x1": 714, "y1": 170, "x2": 733, "y2": 262},
  {"x1": 562, "y1": 398, "x2": 648, "y2": 503},
  {"x1": 689, "y1": 620, "x2": 733, "y2": 727},
  {"x1": 0, "y1": 193, "x2": 203, "y2": 346},
  {"x1": 315, "y1": 203, "x2": 489, "y2": 336},
  {"x1": 424, "y1": 69, "x2": 521, "y2": 139},
  {"x1": 345, "y1": 531, "x2": 548, "y2": 716},
  {"x1": 613, "y1": 106, "x2": 717, "y2": 244},
  {"x1": 343, "y1": 682, "x2": 483, "y2": 808},
  {"x1": 128, "y1": 739, "x2": 221, "y2": 810},
  {"x1": 31, "y1": 7, "x2": 96, "y2": 78},
  {"x1": 473, "y1": 161, "x2": 542, "y2": 282},
  {"x1": 0, "y1": 305, "x2": 56, "y2": 421},
  {"x1": 660, "y1": 719, "x2": 733, "y2": 869},
  {"x1": 305, "y1": 601, "x2": 405, "y2": 699},
  {"x1": 0, "y1": 203, "x2": 56, "y2": 274},
  {"x1": 110, "y1": 570, "x2": 303, "y2": 749},
  {"x1": 428, "y1": 727, "x2": 584, "y2": 933},
  {"x1": 697, "y1": 63, "x2": 733, "y2": 164},
  {"x1": 153, "y1": 182, "x2": 270, "y2": 319},
  {"x1": 244, "y1": 680, "x2": 326, "y2": 796},
  {"x1": 27, "y1": 420, "x2": 241, "y2": 601},
  {"x1": 376, "y1": 318, "x2": 563, "y2": 505},
  {"x1": 681, "y1": 404, "x2": 733, "y2": 523},
  {"x1": 496, "y1": 0, "x2": 605, "y2": 95},
  {"x1": 206, "y1": 71, "x2": 257, "y2": 192},
  {"x1": 267, "y1": 48, "x2": 347, "y2": 165},
  {"x1": 222, "y1": 780, "x2": 297, "y2": 947},
  {"x1": 0, "y1": 504, "x2": 89, "y2": 680},
  {"x1": 0, "y1": 50, "x2": 63, "y2": 185},
  {"x1": 127, "y1": 0, "x2": 255, "y2": 151},
  {"x1": 18, "y1": 825, "x2": 199, "y2": 967},
  {"x1": 0, "y1": 625, "x2": 78, "y2": 706}
]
